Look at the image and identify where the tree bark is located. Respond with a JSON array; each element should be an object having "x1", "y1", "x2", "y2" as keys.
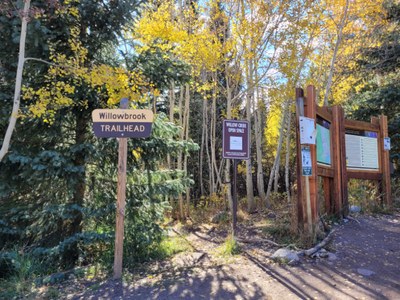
[
  {"x1": 177, "y1": 88, "x2": 185, "y2": 220},
  {"x1": 205, "y1": 102, "x2": 214, "y2": 196},
  {"x1": 0, "y1": 0, "x2": 31, "y2": 162},
  {"x1": 323, "y1": 0, "x2": 350, "y2": 106},
  {"x1": 63, "y1": 109, "x2": 88, "y2": 267},
  {"x1": 167, "y1": 81, "x2": 175, "y2": 168},
  {"x1": 210, "y1": 72, "x2": 222, "y2": 191},
  {"x1": 254, "y1": 87, "x2": 266, "y2": 203},
  {"x1": 266, "y1": 101, "x2": 288, "y2": 206},
  {"x1": 183, "y1": 84, "x2": 190, "y2": 218},
  {"x1": 224, "y1": 68, "x2": 233, "y2": 212},
  {"x1": 245, "y1": 59, "x2": 256, "y2": 213},
  {"x1": 199, "y1": 99, "x2": 206, "y2": 197}
]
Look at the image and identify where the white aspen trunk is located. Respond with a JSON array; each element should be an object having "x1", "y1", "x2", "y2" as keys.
[
  {"x1": 211, "y1": 72, "x2": 222, "y2": 191},
  {"x1": 273, "y1": 149, "x2": 281, "y2": 193},
  {"x1": 246, "y1": 59, "x2": 256, "y2": 213},
  {"x1": 210, "y1": 74, "x2": 217, "y2": 195},
  {"x1": 183, "y1": 84, "x2": 190, "y2": 218},
  {"x1": 266, "y1": 101, "x2": 288, "y2": 206},
  {"x1": 0, "y1": 0, "x2": 31, "y2": 162},
  {"x1": 323, "y1": 0, "x2": 350, "y2": 106},
  {"x1": 167, "y1": 81, "x2": 175, "y2": 168},
  {"x1": 177, "y1": 87, "x2": 185, "y2": 220},
  {"x1": 199, "y1": 100, "x2": 206, "y2": 197},
  {"x1": 255, "y1": 87, "x2": 267, "y2": 203},
  {"x1": 224, "y1": 69, "x2": 233, "y2": 212},
  {"x1": 204, "y1": 103, "x2": 214, "y2": 195}
]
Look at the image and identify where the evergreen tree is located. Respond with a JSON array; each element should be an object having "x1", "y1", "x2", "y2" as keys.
[{"x1": 0, "y1": 0, "x2": 196, "y2": 275}]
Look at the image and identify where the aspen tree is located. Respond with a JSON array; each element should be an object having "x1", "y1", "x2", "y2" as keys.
[{"x1": 0, "y1": 0, "x2": 30, "y2": 162}]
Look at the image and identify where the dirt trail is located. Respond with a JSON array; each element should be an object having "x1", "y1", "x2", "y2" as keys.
[{"x1": 66, "y1": 213, "x2": 400, "y2": 300}]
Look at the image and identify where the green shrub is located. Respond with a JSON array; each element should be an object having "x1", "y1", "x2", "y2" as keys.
[{"x1": 218, "y1": 234, "x2": 241, "y2": 257}]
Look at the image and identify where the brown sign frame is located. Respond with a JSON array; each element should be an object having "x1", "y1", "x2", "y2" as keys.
[{"x1": 222, "y1": 119, "x2": 250, "y2": 160}]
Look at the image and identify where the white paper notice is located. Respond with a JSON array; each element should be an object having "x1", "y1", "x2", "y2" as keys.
[
  {"x1": 230, "y1": 136, "x2": 243, "y2": 151},
  {"x1": 345, "y1": 134, "x2": 379, "y2": 169},
  {"x1": 299, "y1": 116, "x2": 316, "y2": 145}
]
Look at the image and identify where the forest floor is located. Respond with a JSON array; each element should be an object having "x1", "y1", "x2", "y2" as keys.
[{"x1": 42, "y1": 210, "x2": 400, "y2": 300}]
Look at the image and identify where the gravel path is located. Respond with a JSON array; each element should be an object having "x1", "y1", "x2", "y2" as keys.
[{"x1": 67, "y1": 213, "x2": 400, "y2": 300}]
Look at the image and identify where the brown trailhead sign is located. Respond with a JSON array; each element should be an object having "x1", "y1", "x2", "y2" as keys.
[
  {"x1": 223, "y1": 119, "x2": 250, "y2": 160},
  {"x1": 92, "y1": 109, "x2": 154, "y2": 138}
]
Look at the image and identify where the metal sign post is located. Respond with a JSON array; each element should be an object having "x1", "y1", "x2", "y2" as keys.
[
  {"x1": 232, "y1": 159, "x2": 238, "y2": 236},
  {"x1": 222, "y1": 120, "x2": 250, "y2": 237}
]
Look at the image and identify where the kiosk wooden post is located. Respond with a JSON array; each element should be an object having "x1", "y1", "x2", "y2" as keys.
[
  {"x1": 379, "y1": 115, "x2": 392, "y2": 207},
  {"x1": 332, "y1": 106, "x2": 345, "y2": 216},
  {"x1": 295, "y1": 88, "x2": 305, "y2": 230},
  {"x1": 295, "y1": 86, "x2": 318, "y2": 234},
  {"x1": 305, "y1": 86, "x2": 318, "y2": 226}
]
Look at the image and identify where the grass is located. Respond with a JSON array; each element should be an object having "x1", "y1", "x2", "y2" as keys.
[
  {"x1": 216, "y1": 234, "x2": 241, "y2": 257},
  {"x1": 153, "y1": 235, "x2": 193, "y2": 260},
  {"x1": 262, "y1": 222, "x2": 299, "y2": 245},
  {"x1": 0, "y1": 250, "x2": 42, "y2": 299}
]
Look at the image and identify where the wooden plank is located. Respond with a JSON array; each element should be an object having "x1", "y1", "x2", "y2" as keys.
[
  {"x1": 332, "y1": 106, "x2": 343, "y2": 217},
  {"x1": 371, "y1": 116, "x2": 380, "y2": 126},
  {"x1": 344, "y1": 119, "x2": 380, "y2": 131},
  {"x1": 316, "y1": 106, "x2": 332, "y2": 122},
  {"x1": 339, "y1": 106, "x2": 349, "y2": 216},
  {"x1": 295, "y1": 88, "x2": 305, "y2": 229},
  {"x1": 323, "y1": 177, "x2": 332, "y2": 214},
  {"x1": 317, "y1": 166, "x2": 334, "y2": 178},
  {"x1": 347, "y1": 170, "x2": 382, "y2": 180},
  {"x1": 306, "y1": 85, "x2": 318, "y2": 226},
  {"x1": 379, "y1": 115, "x2": 392, "y2": 206}
]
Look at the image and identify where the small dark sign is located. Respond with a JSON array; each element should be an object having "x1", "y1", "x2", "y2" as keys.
[
  {"x1": 301, "y1": 145, "x2": 312, "y2": 176},
  {"x1": 92, "y1": 109, "x2": 153, "y2": 138},
  {"x1": 222, "y1": 119, "x2": 250, "y2": 160}
]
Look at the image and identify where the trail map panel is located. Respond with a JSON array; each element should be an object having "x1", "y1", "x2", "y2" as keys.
[
  {"x1": 92, "y1": 109, "x2": 154, "y2": 138},
  {"x1": 316, "y1": 117, "x2": 331, "y2": 166},
  {"x1": 223, "y1": 120, "x2": 250, "y2": 160},
  {"x1": 345, "y1": 129, "x2": 379, "y2": 170}
]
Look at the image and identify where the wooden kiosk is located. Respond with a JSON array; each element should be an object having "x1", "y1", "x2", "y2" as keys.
[{"x1": 295, "y1": 86, "x2": 392, "y2": 233}]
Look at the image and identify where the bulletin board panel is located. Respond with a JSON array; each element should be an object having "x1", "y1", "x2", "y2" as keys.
[{"x1": 295, "y1": 86, "x2": 391, "y2": 234}]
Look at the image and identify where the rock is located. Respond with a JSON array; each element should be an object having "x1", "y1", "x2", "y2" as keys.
[
  {"x1": 318, "y1": 249, "x2": 329, "y2": 258},
  {"x1": 271, "y1": 248, "x2": 300, "y2": 264},
  {"x1": 266, "y1": 212, "x2": 276, "y2": 219},
  {"x1": 350, "y1": 205, "x2": 361, "y2": 213},
  {"x1": 328, "y1": 253, "x2": 338, "y2": 261},
  {"x1": 357, "y1": 268, "x2": 375, "y2": 276}
]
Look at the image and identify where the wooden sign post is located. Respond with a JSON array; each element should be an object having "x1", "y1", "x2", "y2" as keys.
[
  {"x1": 113, "y1": 98, "x2": 128, "y2": 280},
  {"x1": 92, "y1": 99, "x2": 154, "y2": 280}
]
